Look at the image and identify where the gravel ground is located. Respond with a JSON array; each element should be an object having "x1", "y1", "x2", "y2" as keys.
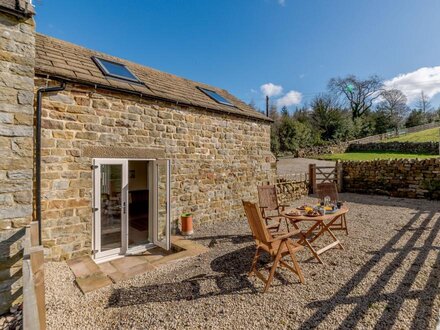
[
  {"x1": 45, "y1": 194, "x2": 440, "y2": 329},
  {"x1": 277, "y1": 157, "x2": 335, "y2": 175}
]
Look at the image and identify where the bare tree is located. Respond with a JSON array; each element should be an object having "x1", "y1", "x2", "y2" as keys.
[
  {"x1": 377, "y1": 89, "x2": 409, "y2": 132},
  {"x1": 415, "y1": 91, "x2": 433, "y2": 113},
  {"x1": 328, "y1": 75, "x2": 383, "y2": 119}
]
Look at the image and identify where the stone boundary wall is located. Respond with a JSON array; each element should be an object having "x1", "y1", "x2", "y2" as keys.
[
  {"x1": 294, "y1": 143, "x2": 349, "y2": 158},
  {"x1": 342, "y1": 158, "x2": 440, "y2": 199},
  {"x1": 347, "y1": 141, "x2": 439, "y2": 155},
  {"x1": 275, "y1": 174, "x2": 309, "y2": 203}
]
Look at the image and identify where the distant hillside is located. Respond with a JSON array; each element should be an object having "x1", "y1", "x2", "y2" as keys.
[{"x1": 387, "y1": 128, "x2": 440, "y2": 143}]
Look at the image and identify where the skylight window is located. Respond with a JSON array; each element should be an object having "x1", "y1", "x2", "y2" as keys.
[
  {"x1": 198, "y1": 87, "x2": 234, "y2": 106},
  {"x1": 92, "y1": 56, "x2": 141, "y2": 83}
]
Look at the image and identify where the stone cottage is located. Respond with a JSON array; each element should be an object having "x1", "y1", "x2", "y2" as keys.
[{"x1": 0, "y1": 0, "x2": 275, "y2": 313}]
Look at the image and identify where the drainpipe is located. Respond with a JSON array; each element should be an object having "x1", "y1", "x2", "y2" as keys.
[{"x1": 35, "y1": 82, "x2": 66, "y2": 245}]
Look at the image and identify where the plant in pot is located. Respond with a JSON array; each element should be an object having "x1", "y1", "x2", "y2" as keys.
[{"x1": 180, "y1": 212, "x2": 193, "y2": 235}]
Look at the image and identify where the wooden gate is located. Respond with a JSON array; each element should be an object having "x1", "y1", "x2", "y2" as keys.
[{"x1": 309, "y1": 162, "x2": 342, "y2": 193}]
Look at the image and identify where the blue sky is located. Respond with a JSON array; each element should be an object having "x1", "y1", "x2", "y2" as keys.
[{"x1": 35, "y1": 0, "x2": 440, "y2": 111}]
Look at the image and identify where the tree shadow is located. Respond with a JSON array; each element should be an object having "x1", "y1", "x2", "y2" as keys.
[
  {"x1": 188, "y1": 234, "x2": 253, "y2": 245},
  {"x1": 299, "y1": 209, "x2": 440, "y2": 329}
]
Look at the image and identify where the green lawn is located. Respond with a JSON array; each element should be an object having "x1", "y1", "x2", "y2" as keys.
[
  {"x1": 319, "y1": 151, "x2": 439, "y2": 161},
  {"x1": 387, "y1": 127, "x2": 440, "y2": 142}
]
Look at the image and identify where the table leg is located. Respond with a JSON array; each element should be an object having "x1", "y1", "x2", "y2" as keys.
[{"x1": 294, "y1": 220, "x2": 324, "y2": 264}]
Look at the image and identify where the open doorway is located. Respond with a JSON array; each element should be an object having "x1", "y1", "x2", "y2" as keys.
[
  {"x1": 128, "y1": 160, "x2": 151, "y2": 248},
  {"x1": 93, "y1": 158, "x2": 171, "y2": 262}
]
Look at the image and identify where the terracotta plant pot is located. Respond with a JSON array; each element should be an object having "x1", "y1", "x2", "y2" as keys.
[{"x1": 180, "y1": 213, "x2": 193, "y2": 235}]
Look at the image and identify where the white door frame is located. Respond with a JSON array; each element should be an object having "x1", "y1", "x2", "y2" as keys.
[
  {"x1": 92, "y1": 158, "x2": 128, "y2": 260},
  {"x1": 92, "y1": 158, "x2": 171, "y2": 261},
  {"x1": 152, "y1": 159, "x2": 171, "y2": 250}
]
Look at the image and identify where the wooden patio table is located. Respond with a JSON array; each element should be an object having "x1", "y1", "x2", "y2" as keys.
[{"x1": 282, "y1": 207, "x2": 348, "y2": 264}]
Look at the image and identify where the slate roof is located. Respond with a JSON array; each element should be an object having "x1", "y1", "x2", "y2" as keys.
[
  {"x1": 35, "y1": 33, "x2": 270, "y2": 122},
  {"x1": 0, "y1": 0, "x2": 34, "y2": 17}
]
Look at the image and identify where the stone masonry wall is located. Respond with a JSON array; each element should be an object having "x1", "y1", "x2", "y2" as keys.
[
  {"x1": 342, "y1": 158, "x2": 440, "y2": 199},
  {"x1": 276, "y1": 178, "x2": 309, "y2": 204},
  {"x1": 347, "y1": 141, "x2": 439, "y2": 155},
  {"x1": 294, "y1": 142, "x2": 349, "y2": 158},
  {"x1": 37, "y1": 80, "x2": 276, "y2": 261},
  {"x1": 0, "y1": 12, "x2": 35, "y2": 314}
]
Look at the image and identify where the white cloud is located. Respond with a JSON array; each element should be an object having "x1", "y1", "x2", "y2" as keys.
[
  {"x1": 260, "y1": 83, "x2": 283, "y2": 97},
  {"x1": 384, "y1": 66, "x2": 440, "y2": 103},
  {"x1": 276, "y1": 90, "x2": 302, "y2": 107},
  {"x1": 278, "y1": 0, "x2": 286, "y2": 6}
]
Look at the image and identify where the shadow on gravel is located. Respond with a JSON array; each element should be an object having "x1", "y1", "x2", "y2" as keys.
[
  {"x1": 189, "y1": 234, "x2": 253, "y2": 245},
  {"x1": 299, "y1": 209, "x2": 440, "y2": 330},
  {"x1": 107, "y1": 246, "x2": 272, "y2": 307}
]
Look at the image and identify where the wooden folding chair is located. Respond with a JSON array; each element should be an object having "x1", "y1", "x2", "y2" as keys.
[
  {"x1": 316, "y1": 182, "x2": 348, "y2": 235},
  {"x1": 257, "y1": 185, "x2": 290, "y2": 232},
  {"x1": 242, "y1": 200, "x2": 305, "y2": 293}
]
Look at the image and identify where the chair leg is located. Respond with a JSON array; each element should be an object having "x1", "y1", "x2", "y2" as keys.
[
  {"x1": 263, "y1": 243, "x2": 283, "y2": 293},
  {"x1": 249, "y1": 247, "x2": 261, "y2": 276},
  {"x1": 287, "y1": 243, "x2": 305, "y2": 284},
  {"x1": 343, "y1": 214, "x2": 348, "y2": 235}
]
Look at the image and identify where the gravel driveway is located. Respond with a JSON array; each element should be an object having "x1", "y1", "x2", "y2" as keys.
[
  {"x1": 277, "y1": 157, "x2": 335, "y2": 175},
  {"x1": 45, "y1": 194, "x2": 440, "y2": 329}
]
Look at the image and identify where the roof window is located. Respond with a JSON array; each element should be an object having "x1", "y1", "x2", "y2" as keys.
[
  {"x1": 92, "y1": 56, "x2": 141, "y2": 83},
  {"x1": 198, "y1": 87, "x2": 233, "y2": 106}
]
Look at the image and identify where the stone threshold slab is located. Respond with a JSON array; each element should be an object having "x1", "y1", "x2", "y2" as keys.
[
  {"x1": 66, "y1": 236, "x2": 209, "y2": 294},
  {"x1": 66, "y1": 256, "x2": 112, "y2": 294}
]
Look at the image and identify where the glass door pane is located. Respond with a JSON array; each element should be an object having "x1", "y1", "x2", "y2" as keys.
[
  {"x1": 100, "y1": 164, "x2": 123, "y2": 252},
  {"x1": 153, "y1": 159, "x2": 170, "y2": 250},
  {"x1": 93, "y1": 159, "x2": 128, "y2": 260}
]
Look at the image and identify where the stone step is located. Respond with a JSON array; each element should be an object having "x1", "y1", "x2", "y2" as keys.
[{"x1": 66, "y1": 256, "x2": 112, "y2": 294}]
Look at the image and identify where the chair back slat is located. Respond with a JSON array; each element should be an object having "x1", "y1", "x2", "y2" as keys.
[
  {"x1": 257, "y1": 185, "x2": 279, "y2": 211},
  {"x1": 316, "y1": 182, "x2": 339, "y2": 202},
  {"x1": 242, "y1": 201, "x2": 272, "y2": 244}
]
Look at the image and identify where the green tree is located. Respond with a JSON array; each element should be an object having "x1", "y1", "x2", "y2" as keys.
[
  {"x1": 405, "y1": 109, "x2": 427, "y2": 127},
  {"x1": 310, "y1": 94, "x2": 349, "y2": 141},
  {"x1": 278, "y1": 116, "x2": 314, "y2": 153}
]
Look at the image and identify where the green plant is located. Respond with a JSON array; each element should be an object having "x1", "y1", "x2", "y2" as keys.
[{"x1": 181, "y1": 212, "x2": 192, "y2": 217}]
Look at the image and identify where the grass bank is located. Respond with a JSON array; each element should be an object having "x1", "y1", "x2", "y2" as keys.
[
  {"x1": 387, "y1": 127, "x2": 440, "y2": 143},
  {"x1": 318, "y1": 151, "x2": 439, "y2": 161}
]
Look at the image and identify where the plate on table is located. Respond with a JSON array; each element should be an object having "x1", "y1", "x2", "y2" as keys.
[
  {"x1": 325, "y1": 208, "x2": 339, "y2": 214},
  {"x1": 285, "y1": 211, "x2": 300, "y2": 216},
  {"x1": 305, "y1": 213, "x2": 321, "y2": 217}
]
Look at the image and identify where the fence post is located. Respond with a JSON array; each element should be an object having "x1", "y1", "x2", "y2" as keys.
[
  {"x1": 23, "y1": 223, "x2": 46, "y2": 330},
  {"x1": 336, "y1": 161, "x2": 343, "y2": 192},
  {"x1": 309, "y1": 164, "x2": 316, "y2": 194}
]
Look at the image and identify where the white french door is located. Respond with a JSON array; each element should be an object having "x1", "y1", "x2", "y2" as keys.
[
  {"x1": 93, "y1": 159, "x2": 128, "y2": 260},
  {"x1": 152, "y1": 159, "x2": 171, "y2": 250},
  {"x1": 92, "y1": 158, "x2": 171, "y2": 261}
]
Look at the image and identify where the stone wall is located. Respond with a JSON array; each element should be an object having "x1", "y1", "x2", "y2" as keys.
[
  {"x1": 294, "y1": 142, "x2": 349, "y2": 158},
  {"x1": 342, "y1": 158, "x2": 440, "y2": 199},
  {"x1": 0, "y1": 11, "x2": 35, "y2": 314},
  {"x1": 347, "y1": 141, "x2": 439, "y2": 155},
  {"x1": 276, "y1": 176, "x2": 309, "y2": 204},
  {"x1": 37, "y1": 80, "x2": 276, "y2": 261}
]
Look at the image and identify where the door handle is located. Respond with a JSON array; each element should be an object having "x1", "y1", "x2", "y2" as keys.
[{"x1": 123, "y1": 201, "x2": 126, "y2": 214}]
